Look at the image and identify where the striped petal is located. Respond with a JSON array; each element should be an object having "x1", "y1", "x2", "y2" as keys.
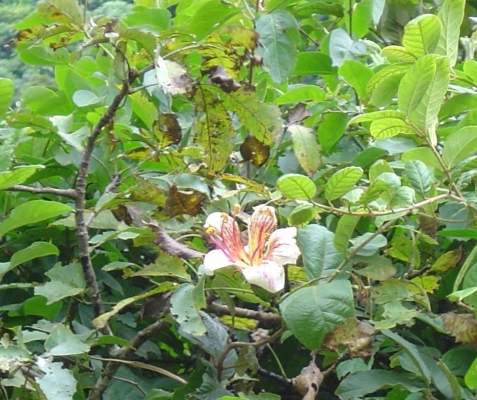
[
  {"x1": 241, "y1": 261, "x2": 285, "y2": 293},
  {"x1": 264, "y1": 227, "x2": 300, "y2": 265}
]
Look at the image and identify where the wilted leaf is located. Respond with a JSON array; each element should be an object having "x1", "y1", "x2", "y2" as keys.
[
  {"x1": 153, "y1": 113, "x2": 182, "y2": 147},
  {"x1": 208, "y1": 65, "x2": 241, "y2": 93},
  {"x1": 155, "y1": 56, "x2": 193, "y2": 96},
  {"x1": 442, "y1": 313, "x2": 477, "y2": 345},
  {"x1": 374, "y1": 302, "x2": 419, "y2": 330},
  {"x1": 240, "y1": 135, "x2": 270, "y2": 168},
  {"x1": 323, "y1": 318, "x2": 375, "y2": 358},
  {"x1": 129, "y1": 177, "x2": 166, "y2": 207},
  {"x1": 218, "y1": 173, "x2": 269, "y2": 195},
  {"x1": 287, "y1": 103, "x2": 311, "y2": 124},
  {"x1": 431, "y1": 249, "x2": 462, "y2": 273},
  {"x1": 294, "y1": 360, "x2": 324, "y2": 398},
  {"x1": 164, "y1": 185, "x2": 205, "y2": 217},
  {"x1": 289, "y1": 124, "x2": 321, "y2": 176}
]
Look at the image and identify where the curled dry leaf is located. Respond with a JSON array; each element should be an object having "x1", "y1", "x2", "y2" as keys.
[
  {"x1": 164, "y1": 184, "x2": 206, "y2": 217},
  {"x1": 240, "y1": 135, "x2": 270, "y2": 168},
  {"x1": 442, "y1": 312, "x2": 477, "y2": 345},
  {"x1": 153, "y1": 113, "x2": 182, "y2": 147},
  {"x1": 294, "y1": 360, "x2": 323, "y2": 400},
  {"x1": 323, "y1": 317, "x2": 375, "y2": 358}
]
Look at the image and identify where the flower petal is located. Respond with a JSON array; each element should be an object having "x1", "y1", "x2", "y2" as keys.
[
  {"x1": 204, "y1": 249, "x2": 235, "y2": 275},
  {"x1": 204, "y1": 212, "x2": 231, "y2": 231},
  {"x1": 265, "y1": 227, "x2": 300, "y2": 265},
  {"x1": 241, "y1": 261, "x2": 285, "y2": 293},
  {"x1": 248, "y1": 205, "x2": 277, "y2": 264}
]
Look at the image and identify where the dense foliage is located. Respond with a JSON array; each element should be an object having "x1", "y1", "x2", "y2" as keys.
[{"x1": 2, "y1": 0, "x2": 477, "y2": 399}]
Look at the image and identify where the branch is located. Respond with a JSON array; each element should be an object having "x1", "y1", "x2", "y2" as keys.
[
  {"x1": 144, "y1": 221, "x2": 205, "y2": 259},
  {"x1": 206, "y1": 302, "x2": 282, "y2": 327},
  {"x1": 87, "y1": 319, "x2": 169, "y2": 400},
  {"x1": 9, "y1": 185, "x2": 77, "y2": 199},
  {"x1": 216, "y1": 326, "x2": 286, "y2": 382},
  {"x1": 74, "y1": 70, "x2": 138, "y2": 335}
]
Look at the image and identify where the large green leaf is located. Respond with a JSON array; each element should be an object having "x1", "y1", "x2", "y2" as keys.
[
  {"x1": 35, "y1": 359, "x2": 78, "y2": 400},
  {"x1": 402, "y1": 14, "x2": 441, "y2": 57},
  {"x1": 339, "y1": 60, "x2": 373, "y2": 98},
  {"x1": 398, "y1": 55, "x2": 450, "y2": 140},
  {"x1": 436, "y1": 0, "x2": 465, "y2": 66},
  {"x1": 370, "y1": 117, "x2": 416, "y2": 140},
  {"x1": 348, "y1": 110, "x2": 406, "y2": 125},
  {"x1": 34, "y1": 263, "x2": 86, "y2": 305},
  {"x1": 256, "y1": 11, "x2": 299, "y2": 83},
  {"x1": 44, "y1": 324, "x2": 90, "y2": 356},
  {"x1": 289, "y1": 125, "x2": 321, "y2": 176},
  {"x1": 336, "y1": 370, "x2": 422, "y2": 400},
  {"x1": 0, "y1": 200, "x2": 73, "y2": 238},
  {"x1": 297, "y1": 225, "x2": 343, "y2": 279},
  {"x1": 366, "y1": 64, "x2": 409, "y2": 106},
  {"x1": 405, "y1": 160, "x2": 432, "y2": 195},
  {"x1": 318, "y1": 112, "x2": 348, "y2": 153},
  {"x1": 280, "y1": 280, "x2": 354, "y2": 350},
  {"x1": 0, "y1": 166, "x2": 44, "y2": 190},
  {"x1": 0, "y1": 79, "x2": 13, "y2": 119},
  {"x1": 328, "y1": 29, "x2": 367, "y2": 67},
  {"x1": 325, "y1": 167, "x2": 363, "y2": 201},
  {"x1": 277, "y1": 174, "x2": 316, "y2": 200},
  {"x1": 9, "y1": 242, "x2": 59, "y2": 273},
  {"x1": 442, "y1": 126, "x2": 477, "y2": 168},
  {"x1": 334, "y1": 215, "x2": 360, "y2": 255}
]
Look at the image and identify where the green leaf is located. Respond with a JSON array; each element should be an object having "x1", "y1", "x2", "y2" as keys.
[
  {"x1": 349, "y1": 232, "x2": 388, "y2": 257},
  {"x1": 280, "y1": 280, "x2": 354, "y2": 350},
  {"x1": 334, "y1": 215, "x2": 360, "y2": 254},
  {"x1": 465, "y1": 357, "x2": 477, "y2": 389},
  {"x1": 72, "y1": 90, "x2": 102, "y2": 107},
  {"x1": 124, "y1": 6, "x2": 171, "y2": 32},
  {"x1": 44, "y1": 324, "x2": 90, "y2": 356},
  {"x1": 277, "y1": 174, "x2": 316, "y2": 200},
  {"x1": 187, "y1": 0, "x2": 237, "y2": 39},
  {"x1": 195, "y1": 87, "x2": 234, "y2": 175},
  {"x1": 325, "y1": 167, "x2": 363, "y2": 201},
  {"x1": 35, "y1": 358, "x2": 78, "y2": 400},
  {"x1": 398, "y1": 55, "x2": 450, "y2": 138},
  {"x1": 402, "y1": 147, "x2": 442, "y2": 170},
  {"x1": 0, "y1": 200, "x2": 73, "y2": 238},
  {"x1": 287, "y1": 204, "x2": 321, "y2": 228},
  {"x1": 339, "y1": 60, "x2": 373, "y2": 98},
  {"x1": 382, "y1": 330, "x2": 431, "y2": 386},
  {"x1": 293, "y1": 52, "x2": 336, "y2": 76},
  {"x1": 405, "y1": 160, "x2": 432, "y2": 195},
  {"x1": 366, "y1": 64, "x2": 409, "y2": 106},
  {"x1": 436, "y1": 0, "x2": 465, "y2": 66},
  {"x1": 348, "y1": 110, "x2": 406, "y2": 125},
  {"x1": 9, "y1": 242, "x2": 59, "y2": 272},
  {"x1": 222, "y1": 87, "x2": 282, "y2": 146},
  {"x1": 402, "y1": 14, "x2": 441, "y2": 57},
  {"x1": 275, "y1": 85, "x2": 325, "y2": 105},
  {"x1": 256, "y1": 11, "x2": 299, "y2": 83},
  {"x1": 34, "y1": 263, "x2": 86, "y2": 305},
  {"x1": 38, "y1": 0, "x2": 83, "y2": 24},
  {"x1": 328, "y1": 29, "x2": 367, "y2": 67},
  {"x1": 370, "y1": 118, "x2": 416, "y2": 140},
  {"x1": 381, "y1": 45, "x2": 417, "y2": 62},
  {"x1": 289, "y1": 125, "x2": 321, "y2": 176},
  {"x1": 318, "y1": 112, "x2": 348, "y2": 153},
  {"x1": 442, "y1": 126, "x2": 477, "y2": 168},
  {"x1": 170, "y1": 283, "x2": 207, "y2": 336},
  {"x1": 297, "y1": 225, "x2": 343, "y2": 279},
  {"x1": 0, "y1": 79, "x2": 13, "y2": 119},
  {"x1": 336, "y1": 370, "x2": 422, "y2": 400},
  {"x1": 0, "y1": 166, "x2": 44, "y2": 190}
]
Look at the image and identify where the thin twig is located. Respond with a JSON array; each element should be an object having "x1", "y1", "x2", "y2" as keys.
[
  {"x1": 87, "y1": 320, "x2": 168, "y2": 400},
  {"x1": 207, "y1": 302, "x2": 282, "y2": 327},
  {"x1": 216, "y1": 326, "x2": 286, "y2": 382},
  {"x1": 9, "y1": 185, "x2": 77, "y2": 199},
  {"x1": 75, "y1": 69, "x2": 138, "y2": 337}
]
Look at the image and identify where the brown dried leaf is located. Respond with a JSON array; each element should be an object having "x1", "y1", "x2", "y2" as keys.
[
  {"x1": 155, "y1": 56, "x2": 193, "y2": 96},
  {"x1": 240, "y1": 135, "x2": 270, "y2": 168},
  {"x1": 208, "y1": 65, "x2": 241, "y2": 93},
  {"x1": 288, "y1": 103, "x2": 312, "y2": 124},
  {"x1": 294, "y1": 360, "x2": 323, "y2": 399},
  {"x1": 164, "y1": 185, "x2": 205, "y2": 217},
  {"x1": 153, "y1": 113, "x2": 182, "y2": 147},
  {"x1": 323, "y1": 317, "x2": 375, "y2": 358},
  {"x1": 442, "y1": 312, "x2": 477, "y2": 345},
  {"x1": 418, "y1": 215, "x2": 438, "y2": 239}
]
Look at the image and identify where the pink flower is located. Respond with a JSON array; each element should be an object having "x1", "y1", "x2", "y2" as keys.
[{"x1": 203, "y1": 205, "x2": 300, "y2": 293}]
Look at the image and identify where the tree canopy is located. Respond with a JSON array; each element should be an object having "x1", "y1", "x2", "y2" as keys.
[{"x1": 2, "y1": 0, "x2": 477, "y2": 399}]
